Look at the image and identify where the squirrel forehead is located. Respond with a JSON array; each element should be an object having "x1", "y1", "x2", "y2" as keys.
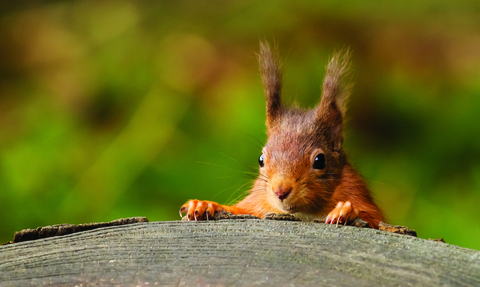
[
  {"x1": 265, "y1": 112, "x2": 324, "y2": 158},
  {"x1": 268, "y1": 109, "x2": 319, "y2": 138}
]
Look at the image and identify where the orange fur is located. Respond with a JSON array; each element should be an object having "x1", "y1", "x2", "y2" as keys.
[{"x1": 181, "y1": 42, "x2": 385, "y2": 229}]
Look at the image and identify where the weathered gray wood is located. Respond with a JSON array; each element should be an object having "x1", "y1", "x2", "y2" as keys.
[
  {"x1": 0, "y1": 219, "x2": 479, "y2": 286},
  {"x1": 10, "y1": 217, "x2": 149, "y2": 244}
]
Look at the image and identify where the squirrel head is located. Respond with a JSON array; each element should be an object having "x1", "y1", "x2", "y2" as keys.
[{"x1": 257, "y1": 42, "x2": 352, "y2": 215}]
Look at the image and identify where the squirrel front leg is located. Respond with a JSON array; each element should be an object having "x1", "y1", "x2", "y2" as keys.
[
  {"x1": 180, "y1": 181, "x2": 280, "y2": 221},
  {"x1": 325, "y1": 165, "x2": 385, "y2": 228},
  {"x1": 180, "y1": 200, "x2": 245, "y2": 221}
]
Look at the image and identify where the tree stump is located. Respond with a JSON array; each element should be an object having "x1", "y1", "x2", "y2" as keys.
[{"x1": 1, "y1": 219, "x2": 479, "y2": 286}]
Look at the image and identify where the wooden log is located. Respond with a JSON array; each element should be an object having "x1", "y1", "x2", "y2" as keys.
[{"x1": 1, "y1": 219, "x2": 479, "y2": 286}]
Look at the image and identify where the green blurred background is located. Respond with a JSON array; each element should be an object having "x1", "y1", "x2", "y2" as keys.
[{"x1": 1, "y1": 1, "x2": 480, "y2": 250}]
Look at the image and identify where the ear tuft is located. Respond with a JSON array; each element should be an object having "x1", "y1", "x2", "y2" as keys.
[
  {"x1": 321, "y1": 49, "x2": 353, "y2": 116},
  {"x1": 258, "y1": 41, "x2": 283, "y2": 128},
  {"x1": 317, "y1": 49, "x2": 353, "y2": 151}
]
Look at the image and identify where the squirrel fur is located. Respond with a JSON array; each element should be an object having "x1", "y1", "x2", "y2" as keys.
[{"x1": 181, "y1": 42, "x2": 385, "y2": 229}]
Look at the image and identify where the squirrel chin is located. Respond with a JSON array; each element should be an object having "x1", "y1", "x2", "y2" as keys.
[
  {"x1": 279, "y1": 204, "x2": 298, "y2": 214},
  {"x1": 293, "y1": 212, "x2": 324, "y2": 222}
]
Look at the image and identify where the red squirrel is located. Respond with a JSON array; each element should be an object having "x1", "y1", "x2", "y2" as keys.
[{"x1": 180, "y1": 42, "x2": 385, "y2": 228}]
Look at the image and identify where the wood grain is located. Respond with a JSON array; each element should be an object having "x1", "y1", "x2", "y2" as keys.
[{"x1": 1, "y1": 219, "x2": 479, "y2": 286}]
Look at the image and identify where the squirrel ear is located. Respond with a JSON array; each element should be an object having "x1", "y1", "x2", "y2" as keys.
[
  {"x1": 316, "y1": 49, "x2": 352, "y2": 151},
  {"x1": 258, "y1": 41, "x2": 283, "y2": 128}
]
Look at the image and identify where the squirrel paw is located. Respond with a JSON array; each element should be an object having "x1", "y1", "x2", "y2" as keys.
[
  {"x1": 180, "y1": 200, "x2": 225, "y2": 221},
  {"x1": 325, "y1": 201, "x2": 359, "y2": 226}
]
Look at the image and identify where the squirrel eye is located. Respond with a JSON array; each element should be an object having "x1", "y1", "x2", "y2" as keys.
[
  {"x1": 258, "y1": 154, "x2": 265, "y2": 167},
  {"x1": 313, "y1": 153, "x2": 326, "y2": 170}
]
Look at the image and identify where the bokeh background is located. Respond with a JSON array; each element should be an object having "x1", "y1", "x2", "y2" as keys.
[{"x1": 1, "y1": 1, "x2": 480, "y2": 250}]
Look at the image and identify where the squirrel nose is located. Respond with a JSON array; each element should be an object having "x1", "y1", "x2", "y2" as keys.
[{"x1": 274, "y1": 187, "x2": 292, "y2": 201}]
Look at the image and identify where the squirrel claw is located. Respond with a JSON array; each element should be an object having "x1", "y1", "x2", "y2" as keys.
[
  {"x1": 326, "y1": 201, "x2": 359, "y2": 226},
  {"x1": 179, "y1": 207, "x2": 187, "y2": 218},
  {"x1": 180, "y1": 199, "x2": 226, "y2": 221}
]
